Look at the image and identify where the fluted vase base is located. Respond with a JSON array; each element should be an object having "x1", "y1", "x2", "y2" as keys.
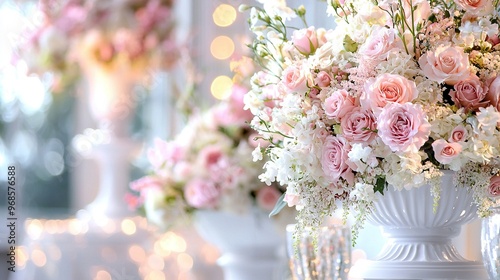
[
  {"x1": 349, "y1": 171, "x2": 489, "y2": 280},
  {"x1": 350, "y1": 259, "x2": 488, "y2": 280}
]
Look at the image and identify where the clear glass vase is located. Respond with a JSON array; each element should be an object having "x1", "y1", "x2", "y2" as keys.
[
  {"x1": 481, "y1": 206, "x2": 500, "y2": 280},
  {"x1": 286, "y1": 224, "x2": 351, "y2": 280}
]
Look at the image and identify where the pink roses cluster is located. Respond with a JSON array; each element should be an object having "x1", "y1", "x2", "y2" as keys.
[
  {"x1": 19, "y1": 0, "x2": 178, "y2": 92},
  {"x1": 244, "y1": 0, "x2": 500, "y2": 232}
]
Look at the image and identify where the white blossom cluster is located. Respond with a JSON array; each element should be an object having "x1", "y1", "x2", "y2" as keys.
[{"x1": 244, "y1": 0, "x2": 500, "y2": 238}]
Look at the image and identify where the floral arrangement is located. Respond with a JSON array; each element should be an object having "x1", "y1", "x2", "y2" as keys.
[
  {"x1": 241, "y1": 0, "x2": 500, "y2": 239},
  {"x1": 18, "y1": 0, "x2": 178, "y2": 91},
  {"x1": 127, "y1": 55, "x2": 285, "y2": 229}
]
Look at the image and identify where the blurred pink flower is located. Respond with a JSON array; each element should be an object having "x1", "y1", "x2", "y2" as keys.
[{"x1": 184, "y1": 179, "x2": 220, "y2": 209}]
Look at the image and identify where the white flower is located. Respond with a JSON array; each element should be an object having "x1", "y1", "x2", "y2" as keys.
[
  {"x1": 252, "y1": 145, "x2": 263, "y2": 161},
  {"x1": 348, "y1": 143, "x2": 377, "y2": 172},
  {"x1": 257, "y1": 0, "x2": 296, "y2": 21},
  {"x1": 476, "y1": 107, "x2": 500, "y2": 135},
  {"x1": 350, "y1": 183, "x2": 376, "y2": 201}
]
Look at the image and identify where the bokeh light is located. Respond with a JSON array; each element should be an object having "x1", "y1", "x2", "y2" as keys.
[
  {"x1": 210, "y1": 36, "x2": 234, "y2": 60},
  {"x1": 213, "y1": 4, "x2": 237, "y2": 27},
  {"x1": 31, "y1": 249, "x2": 47, "y2": 267},
  {"x1": 121, "y1": 218, "x2": 137, "y2": 235},
  {"x1": 94, "y1": 270, "x2": 112, "y2": 280},
  {"x1": 210, "y1": 75, "x2": 233, "y2": 100}
]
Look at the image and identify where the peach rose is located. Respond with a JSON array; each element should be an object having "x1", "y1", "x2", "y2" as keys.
[
  {"x1": 282, "y1": 64, "x2": 309, "y2": 94},
  {"x1": 454, "y1": 0, "x2": 494, "y2": 16},
  {"x1": 449, "y1": 125, "x2": 468, "y2": 142},
  {"x1": 362, "y1": 73, "x2": 418, "y2": 112},
  {"x1": 323, "y1": 89, "x2": 357, "y2": 121},
  {"x1": 419, "y1": 45, "x2": 470, "y2": 85},
  {"x1": 431, "y1": 139, "x2": 462, "y2": 164}
]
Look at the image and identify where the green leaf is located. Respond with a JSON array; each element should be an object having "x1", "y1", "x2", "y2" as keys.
[
  {"x1": 374, "y1": 176, "x2": 386, "y2": 195},
  {"x1": 269, "y1": 192, "x2": 287, "y2": 217},
  {"x1": 343, "y1": 35, "x2": 358, "y2": 53}
]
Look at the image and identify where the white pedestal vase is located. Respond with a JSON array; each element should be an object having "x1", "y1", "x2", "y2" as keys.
[
  {"x1": 75, "y1": 64, "x2": 143, "y2": 220},
  {"x1": 65, "y1": 66, "x2": 155, "y2": 279},
  {"x1": 349, "y1": 171, "x2": 489, "y2": 280},
  {"x1": 194, "y1": 207, "x2": 288, "y2": 280}
]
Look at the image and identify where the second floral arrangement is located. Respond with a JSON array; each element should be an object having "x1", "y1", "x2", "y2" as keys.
[{"x1": 128, "y1": 55, "x2": 284, "y2": 229}]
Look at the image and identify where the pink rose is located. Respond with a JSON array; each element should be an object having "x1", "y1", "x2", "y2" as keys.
[
  {"x1": 431, "y1": 139, "x2": 462, "y2": 164},
  {"x1": 377, "y1": 102, "x2": 431, "y2": 152},
  {"x1": 229, "y1": 84, "x2": 254, "y2": 121},
  {"x1": 147, "y1": 138, "x2": 185, "y2": 170},
  {"x1": 198, "y1": 145, "x2": 226, "y2": 171},
  {"x1": 486, "y1": 76, "x2": 500, "y2": 111},
  {"x1": 361, "y1": 73, "x2": 418, "y2": 112},
  {"x1": 173, "y1": 161, "x2": 192, "y2": 179},
  {"x1": 359, "y1": 27, "x2": 403, "y2": 60},
  {"x1": 130, "y1": 176, "x2": 163, "y2": 192},
  {"x1": 282, "y1": 64, "x2": 309, "y2": 94},
  {"x1": 488, "y1": 175, "x2": 500, "y2": 197},
  {"x1": 323, "y1": 89, "x2": 356, "y2": 121},
  {"x1": 113, "y1": 29, "x2": 143, "y2": 58},
  {"x1": 292, "y1": 26, "x2": 319, "y2": 54},
  {"x1": 450, "y1": 75, "x2": 489, "y2": 112},
  {"x1": 449, "y1": 125, "x2": 468, "y2": 142},
  {"x1": 125, "y1": 193, "x2": 143, "y2": 210},
  {"x1": 316, "y1": 28, "x2": 329, "y2": 46},
  {"x1": 315, "y1": 71, "x2": 332, "y2": 88},
  {"x1": 487, "y1": 34, "x2": 500, "y2": 47},
  {"x1": 213, "y1": 104, "x2": 237, "y2": 126},
  {"x1": 419, "y1": 46, "x2": 470, "y2": 85},
  {"x1": 54, "y1": 4, "x2": 88, "y2": 34},
  {"x1": 403, "y1": 0, "x2": 431, "y2": 26},
  {"x1": 454, "y1": 0, "x2": 494, "y2": 16},
  {"x1": 256, "y1": 187, "x2": 282, "y2": 211},
  {"x1": 341, "y1": 108, "x2": 377, "y2": 143},
  {"x1": 214, "y1": 85, "x2": 253, "y2": 126},
  {"x1": 321, "y1": 136, "x2": 354, "y2": 184},
  {"x1": 184, "y1": 179, "x2": 220, "y2": 209}
]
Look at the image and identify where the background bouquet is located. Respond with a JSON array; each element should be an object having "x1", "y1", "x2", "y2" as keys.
[
  {"x1": 243, "y1": 0, "x2": 500, "y2": 239},
  {"x1": 128, "y1": 55, "x2": 285, "y2": 229},
  {"x1": 17, "y1": 0, "x2": 178, "y2": 91}
]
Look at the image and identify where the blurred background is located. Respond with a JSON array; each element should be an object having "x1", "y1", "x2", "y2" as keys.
[{"x1": 0, "y1": 1, "x2": 483, "y2": 280}]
